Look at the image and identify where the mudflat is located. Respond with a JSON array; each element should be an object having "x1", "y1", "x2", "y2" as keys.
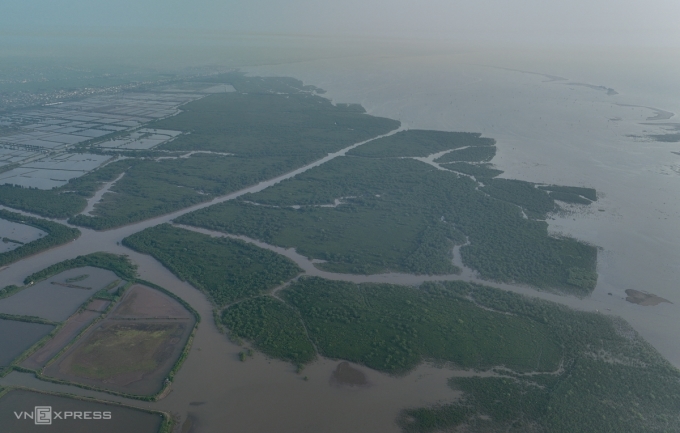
[
  {"x1": 625, "y1": 289, "x2": 672, "y2": 306},
  {"x1": 331, "y1": 361, "x2": 369, "y2": 387}
]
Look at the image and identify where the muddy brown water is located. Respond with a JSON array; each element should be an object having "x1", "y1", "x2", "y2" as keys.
[
  {"x1": 0, "y1": 83, "x2": 678, "y2": 431},
  {"x1": 0, "y1": 126, "x2": 649, "y2": 432},
  {"x1": 0, "y1": 252, "x2": 465, "y2": 433},
  {"x1": 0, "y1": 250, "x2": 570, "y2": 433},
  {"x1": 0, "y1": 389, "x2": 162, "y2": 433},
  {"x1": 181, "y1": 412, "x2": 200, "y2": 433},
  {"x1": 248, "y1": 56, "x2": 680, "y2": 367}
]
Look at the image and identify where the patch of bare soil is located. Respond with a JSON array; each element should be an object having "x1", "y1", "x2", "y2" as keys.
[
  {"x1": 21, "y1": 310, "x2": 100, "y2": 370},
  {"x1": 42, "y1": 283, "x2": 196, "y2": 395},
  {"x1": 86, "y1": 299, "x2": 111, "y2": 312},
  {"x1": 110, "y1": 284, "x2": 192, "y2": 319}
]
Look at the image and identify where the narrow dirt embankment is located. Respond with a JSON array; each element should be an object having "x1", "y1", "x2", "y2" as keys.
[{"x1": 80, "y1": 172, "x2": 127, "y2": 216}]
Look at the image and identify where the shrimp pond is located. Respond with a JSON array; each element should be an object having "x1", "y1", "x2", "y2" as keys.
[
  {"x1": 0, "y1": 218, "x2": 46, "y2": 253},
  {"x1": 0, "y1": 267, "x2": 121, "y2": 322}
]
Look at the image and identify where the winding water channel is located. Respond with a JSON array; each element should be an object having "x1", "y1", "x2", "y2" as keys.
[{"x1": 0, "y1": 118, "x2": 664, "y2": 432}]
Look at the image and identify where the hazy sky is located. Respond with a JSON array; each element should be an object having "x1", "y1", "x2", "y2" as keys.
[{"x1": 2, "y1": 0, "x2": 679, "y2": 48}]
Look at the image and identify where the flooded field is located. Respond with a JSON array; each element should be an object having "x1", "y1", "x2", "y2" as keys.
[
  {"x1": 0, "y1": 218, "x2": 45, "y2": 253},
  {"x1": 43, "y1": 284, "x2": 195, "y2": 396},
  {"x1": 0, "y1": 319, "x2": 54, "y2": 367},
  {"x1": 0, "y1": 147, "x2": 42, "y2": 169},
  {"x1": 158, "y1": 82, "x2": 236, "y2": 94},
  {"x1": 21, "y1": 308, "x2": 101, "y2": 371},
  {"x1": 0, "y1": 252, "x2": 472, "y2": 433},
  {"x1": 0, "y1": 389, "x2": 163, "y2": 433},
  {"x1": 98, "y1": 128, "x2": 182, "y2": 150},
  {"x1": 0, "y1": 154, "x2": 111, "y2": 189},
  {"x1": 0, "y1": 89, "x2": 210, "y2": 190},
  {"x1": 0, "y1": 267, "x2": 120, "y2": 322}
]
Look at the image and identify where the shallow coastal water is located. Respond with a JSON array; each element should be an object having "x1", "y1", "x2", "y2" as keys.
[
  {"x1": 0, "y1": 52, "x2": 679, "y2": 431},
  {"x1": 247, "y1": 55, "x2": 680, "y2": 366}
]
